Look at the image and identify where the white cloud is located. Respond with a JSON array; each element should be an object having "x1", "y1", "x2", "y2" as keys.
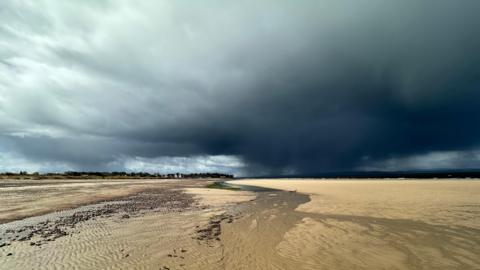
[
  {"x1": 120, "y1": 155, "x2": 245, "y2": 176},
  {"x1": 0, "y1": 152, "x2": 72, "y2": 173},
  {"x1": 1, "y1": 0, "x2": 480, "y2": 175}
]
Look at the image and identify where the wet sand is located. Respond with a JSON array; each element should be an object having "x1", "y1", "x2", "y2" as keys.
[
  {"x1": 230, "y1": 179, "x2": 480, "y2": 269},
  {"x1": 0, "y1": 179, "x2": 255, "y2": 269},
  {"x1": 0, "y1": 179, "x2": 195, "y2": 223},
  {"x1": 1, "y1": 178, "x2": 479, "y2": 269}
]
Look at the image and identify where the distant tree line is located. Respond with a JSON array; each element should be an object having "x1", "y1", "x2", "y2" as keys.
[{"x1": 0, "y1": 171, "x2": 234, "y2": 179}]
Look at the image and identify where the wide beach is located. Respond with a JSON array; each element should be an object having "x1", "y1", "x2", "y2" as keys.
[
  {"x1": 1, "y1": 178, "x2": 479, "y2": 269},
  {"x1": 230, "y1": 179, "x2": 480, "y2": 269},
  {"x1": 0, "y1": 178, "x2": 256, "y2": 269}
]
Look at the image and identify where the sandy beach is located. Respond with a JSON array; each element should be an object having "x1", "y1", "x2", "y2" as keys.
[
  {"x1": 0, "y1": 179, "x2": 255, "y2": 269},
  {"x1": 1, "y1": 178, "x2": 479, "y2": 269},
  {"x1": 3, "y1": 1, "x2": 480, "y2": 268},
  {"x1": 231, "y1": 179, "x2": 480, "y2": 269}
]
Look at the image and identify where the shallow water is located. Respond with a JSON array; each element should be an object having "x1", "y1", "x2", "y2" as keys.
[
  {"x1": 1, "y1": 179, "x2": 479, "y2": 269},
  {"x1": 231, "y1": 179, "x2": 480, "y2": 270}
]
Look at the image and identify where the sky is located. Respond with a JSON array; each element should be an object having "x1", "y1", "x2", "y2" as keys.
[{"x1": 1, "y1": 0, "x2": 480, "y2": 176}]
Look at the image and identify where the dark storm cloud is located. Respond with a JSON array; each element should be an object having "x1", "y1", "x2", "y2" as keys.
[{"x1": 1, "y1": 0, "x2": 480, "y2": 175}]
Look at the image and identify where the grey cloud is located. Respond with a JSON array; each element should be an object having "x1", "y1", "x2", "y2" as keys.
[{"x1": 1, "y1": 0, "x2": 480, "y2": 175}]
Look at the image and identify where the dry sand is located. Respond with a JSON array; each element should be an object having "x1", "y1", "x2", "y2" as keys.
[
  {"x1": 1, "y1": 178, "x2": 479, "y2": 269},
  {"x1": 0, "y1": 179, "x2": 190, "y2": 223},
  {"x1": 230, "y1": 179, "x2": 480, "y2": 270},
  {"x1": 0, "y1": 179, "x2": 255, "y2": 270}
]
